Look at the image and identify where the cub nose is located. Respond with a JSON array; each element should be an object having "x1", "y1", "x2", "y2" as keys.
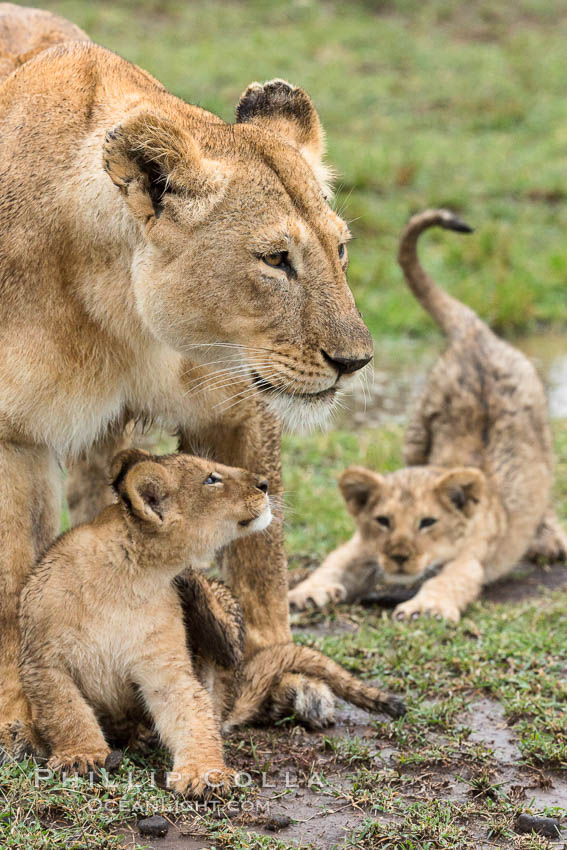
[
  {"x1": 321, "y1": 350, "x2": 373, "y2": 377},
  {"x1": 391, "y1": 553, "x2": 409, "y2": 567},
  {"x1": 256, "y1": 477, "x2": 269, "y2": 494}
]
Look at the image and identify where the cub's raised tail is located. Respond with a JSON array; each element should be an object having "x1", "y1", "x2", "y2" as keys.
[
  {"x1": 398, "y1": 208, "x2": 476, "y2": 338},
  {"x1": 224, "y1": 643, "x2": 405, "y2": 731}
]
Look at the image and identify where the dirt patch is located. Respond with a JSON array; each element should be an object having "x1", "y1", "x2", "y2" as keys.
[
  {"x1": 464, "y1": 697, "x2": 567, "y2": 811},
  {"x1": 118, "y1": 711, "x2": 381, "y2": 849},
  {"x1": 117, "y1": 694, "x2": 567, "y2": 849},
  {"x1": 482, "y1": 561, "x2": 567, "y2": 604}
]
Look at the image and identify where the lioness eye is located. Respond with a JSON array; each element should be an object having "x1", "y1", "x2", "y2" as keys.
[
  {"x1": 204, "y1": 473, "x2": 222, "y2": 485},
  {"x1": 263, "y1": 252, "x2": 285, "y2": 268},
  {"x1": 338, "y1": 243, "x2": 346, "y2": 260},
  {"x1": 419, "y1": 517, "x2": 437, "y2": 529},
  {"x1": 376, "y1": 515, "x2": 390, "y2": 528}
]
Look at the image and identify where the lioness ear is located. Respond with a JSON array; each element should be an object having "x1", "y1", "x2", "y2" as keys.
[
  {"x1": 434, "y1": 468, "x2": 485, "y2": 518},
  {"x1": 339, "y1": 466, "x2": 383, "y2": 516},
  {"x1": 236, "y1": 79, "x2": 331, "y2": 193},
  {"x1": 103, "y1": 112, "x2": 228, "y2": 226},
  {"x1": 121, "y1": 460, "x2": 174, "y2": 526}
]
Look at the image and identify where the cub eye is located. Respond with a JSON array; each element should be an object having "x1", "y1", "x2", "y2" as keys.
[
  {"x1": 263, "y1": 251, "x2": 286, "y2": 268},
  {"x1": 204, "y1": 473, "x2": 222, "y2": 485},
  {"x1": 376, "y1": 515, "x2": 390, "y2": 528},
  {"x1": 419, "y1": 517, "x2": 437, "y2": 529},
  {"x1": 338, "y1": 243, "x2": 346, "y2": 260}
]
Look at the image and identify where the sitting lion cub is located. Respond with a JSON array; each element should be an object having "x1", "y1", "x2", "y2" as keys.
[
  {"x1": 289, "y1": 209, "x2": 566, "y2": 622},
  {"x1": 19, "y1": 449, "x2": 272, "y2": 796}
]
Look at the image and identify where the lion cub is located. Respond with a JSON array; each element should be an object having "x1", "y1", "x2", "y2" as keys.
[
  {"x1": 289, "y1": 209, "x2": 566, "y2": 622},
  {"x1": 19, "y1": 450, "x2": 271, "y2": 796}
]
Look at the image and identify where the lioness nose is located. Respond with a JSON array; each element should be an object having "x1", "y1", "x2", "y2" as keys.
[
  {"x1": 256, "y1": 478, "x2": 269, "y2": 494},
  {"x1": 392, "y1": 553, "x2": 409, "y2": 567},
  {"x1": 321, "y1": 350, "x2": 373, "y2": 376}
]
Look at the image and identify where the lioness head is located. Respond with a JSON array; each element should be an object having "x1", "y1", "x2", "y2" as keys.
[
  {"x1": 110, "y1": 449, "x2": 272, "y2": 557},
  {"x1": 339, "y1": 465, "x2": 486, "y2": 582},
  {"x1": 103, "y1": 78, "x2": 372, "y2": 430}
]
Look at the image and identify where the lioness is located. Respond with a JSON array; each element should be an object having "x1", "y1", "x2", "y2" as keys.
[
  {"x1": 289, "y1": 209, "x2": 566, "y2": 622},
  {"x1": 0, "y1": 6, "x2": 373, "y2": 758},
  {"x1": 20, "y1": 450, "x2": 404, "y2": 796}
]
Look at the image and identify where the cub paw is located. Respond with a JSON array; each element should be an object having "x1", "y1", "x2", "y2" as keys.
[
  {"x1": 377, "y1": 693, "x2": 407, "y2": 719},
  {"x1": 394, "y1": 596, "x2": 461, "y2": 624},
  {"x1": 169, "y1": 765, "x2": 235, "y2": 798},
  {"x1": 289, "y1": 582, "x2": 346, "y2": 611},
  {"x1": 525, "y1": 521, "x2": 567, "y2": 564},
  {"x1": 47, "y1": 747, "x2": 111, "y2": 775},
  {"x1": 271, "y1": 673, "x2": 336, "y2": 730}
]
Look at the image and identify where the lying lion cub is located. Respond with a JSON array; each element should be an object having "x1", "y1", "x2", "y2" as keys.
[
  {"x1": 19, "y1": 449, "x2": 272, "y2": 796},
  {"x1": 289, "y1": 209, "x2": 566, "y2": 622}
]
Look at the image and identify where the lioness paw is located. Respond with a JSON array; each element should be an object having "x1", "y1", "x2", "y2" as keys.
[
  {"x1": 47, "y1": 748, "x2": 111, "y2": 775},
  {"x1": 394, "y1": 596, "x2": 461, "y2": 624},
  {"x1": 170, "y1": 765, "x2": 235, "y2": 798},
  {"x1": 0, "y1": 719, "x2": 38, "y2": 765},
  {"x1": 289, "y1": 582, "x2": 346, "y2": 611}
]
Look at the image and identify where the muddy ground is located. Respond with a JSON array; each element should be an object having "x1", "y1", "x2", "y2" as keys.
[{"x1": 117, "y1": 562, "x2": 567, "y2": 850}]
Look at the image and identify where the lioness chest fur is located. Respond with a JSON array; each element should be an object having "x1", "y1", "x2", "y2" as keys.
[{"x1": 289, "y1": 210, "x2": 566, "y2": 622}]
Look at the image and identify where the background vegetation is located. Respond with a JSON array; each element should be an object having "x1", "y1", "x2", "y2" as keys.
[{"x1": 28, "y1": 0, "x2": 567, "y2": 337}]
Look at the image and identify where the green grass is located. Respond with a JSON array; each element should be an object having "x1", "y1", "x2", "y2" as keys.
[{"x1": 22, "y1": 0, "x2": 567, "y2": 338}]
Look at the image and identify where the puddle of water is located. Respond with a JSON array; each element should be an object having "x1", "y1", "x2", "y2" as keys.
[{"x1": 338, "y1": 332, "x2": 567, "y2": 428}]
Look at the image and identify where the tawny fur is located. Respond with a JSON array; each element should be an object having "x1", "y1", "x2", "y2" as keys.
[
  {"x1": 290, "y1": 209, "x2": 566, "y2": 622},
  {"x1": 19, "y1": 450, "x2": 271, "y2": 796},
  {"x1": 0, "y1": 6, "x2": 373, "y2": 758},
  {"x1": 224, "y1": 644, "x2": 405, "y2": 730},
  {"x1": 0, "y1": 3, "x2": 88, "y2": 81}
]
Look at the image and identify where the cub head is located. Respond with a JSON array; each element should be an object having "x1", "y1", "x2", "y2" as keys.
[
  {"x1": 339, "y1": 465, "x2": 486, "y2": 583},
  {"x1": 103, "y1": 78, "x2": 372, "y2": 431},
  {"x1": 110, "y1": 449, "x2": 272, "y2": 558}
]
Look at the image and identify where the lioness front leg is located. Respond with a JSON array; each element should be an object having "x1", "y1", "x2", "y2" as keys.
[
  {"x1": 394, "y1": 556, "x2": 484, "y2": 624},
  {"x1": 0, "y1": 442, "x2": 61, "y2": 763},
  {"x1": 66, "y1": 421, "x2": 130, "y2": 527},
  {"x1": 133, "y1": 639, "x2": 233, "y2": 798},
  {"x1": 180, "y1": 402, "x2": 337, "y2": 728},
  {"x1": 289, "y1": 534, "x2": 380, "y2": 610}
]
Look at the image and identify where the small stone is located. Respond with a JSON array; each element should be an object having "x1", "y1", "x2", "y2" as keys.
[
  {"x1": 516, "y1": 813, "x2": 561, "y2": 838},
  {"x1": 265, "y1": 814, "x2": 292, "y2": 832},
  {"x1": 104, "y1": 750, "x2": 123, "y2": 774},
  {"x1": 138, "y1": 815, "x2": 169, "y2": 838}
]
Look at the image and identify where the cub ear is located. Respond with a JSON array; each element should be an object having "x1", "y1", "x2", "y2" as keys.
[
  {"x1": 121, "y1": 460, "x2": 174, "y2": 527},
  {"x1": 103, "y1": 112, "x2": 229, "y2": 227},
  {"x1": 339, "y1": 466, "x2": 383, "y2": 517},
  {"x1": 434, "y1": 467, "x2": 485, "y2": 518},
  {"x1": 236, "y1": 79, "x2": 331, "y2": 193},
  {"x1": 110, "y1": 449, "x2": 151, "y2": 494},
  {"x1": 110, "y1": 450, "x2": 173, "y2": 526}
]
